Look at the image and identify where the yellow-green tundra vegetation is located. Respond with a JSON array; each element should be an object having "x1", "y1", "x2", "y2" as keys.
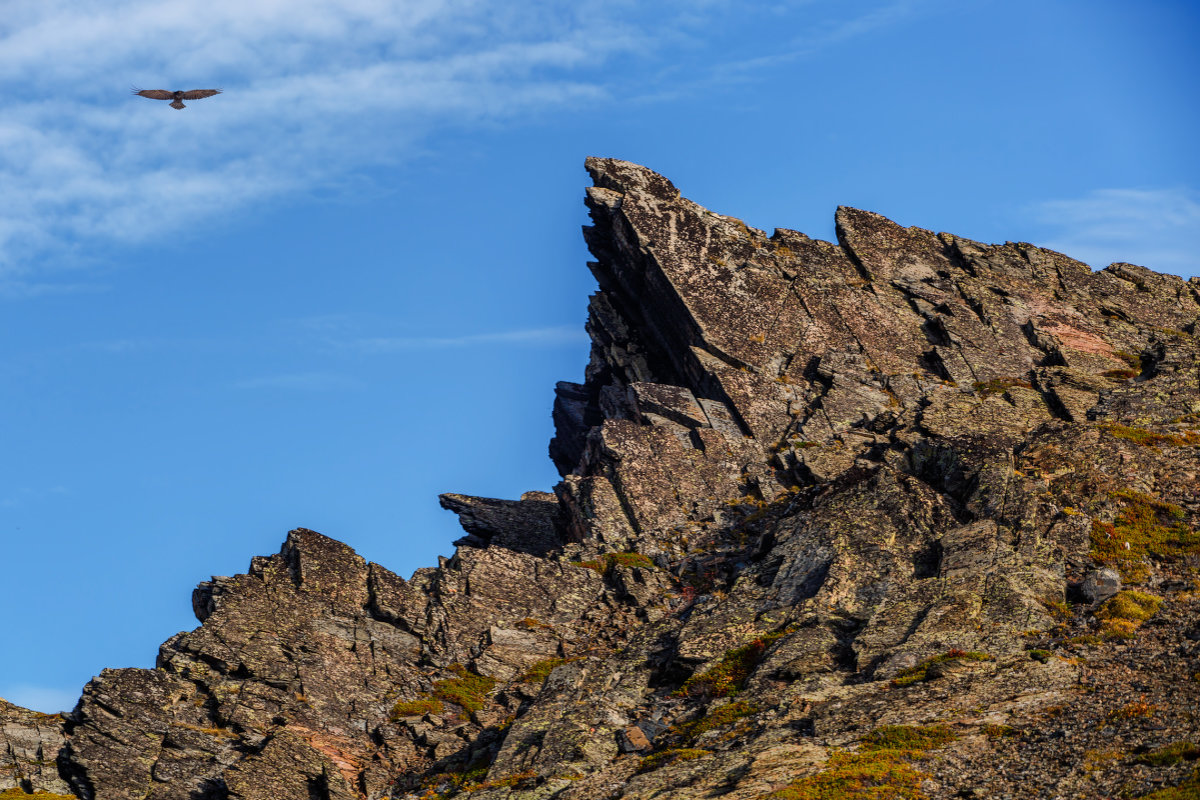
[
  {"x1": 1135, "y1": 771, "x2": 1200, "y2": 800},
  {"x1": 1135, "y1": 741, "x2": 1200, "y2": 767},
  {"x1": 570, "y1": 551, "x2": 658, "y2": 574},
  {"x1": 1090, "y1": 490, "x2": 1198, "y2": 583},
  {"x1": 763, "y1": 724, "x2": 958, "y2": 800},
  {"x1": 674, "y1": 699, "x2": 760, "y2": 742},
  {"x1": 972, "y1": 376, "x2": 1032, "y2": 397},
  {"x1": 637, "y1": 748, "x2": 709, "y2": 773},
  {"x1": 890, "y1": 650, "x2": 991, "y2": 687},
  {"x1": 1099, "y1": 423, "x2": 1200, "y2": 448},
  {"x1": 518, "y1": 657, "x2": 581, "y2": 684},
  {"x1": 676, "y1": 628, "x2": 794, "y2": 698},
  {"x1": 1095, "y1": 590, "x2": 1164, "y2": 640},
  {"x1": 431, "y1": 664, "x2": 496, "y2": 713},
  {"x1": 391, "y1": 664, "x2": 495, "y2": 718}
]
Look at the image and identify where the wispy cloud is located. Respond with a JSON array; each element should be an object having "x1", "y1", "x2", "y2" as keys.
[
  {"x1": 0, "y1": 683, "x2": 79, "y2": 714},
  {"x1": 0, "y1": 1, "x2": 922, "y2": 287},
  {"x1": 0, "y1": 0, "x2": 641, "y2": 282},
  {"x1": 706, "y1": 0, "x2": 919, "y2": 79},
  {"x1": 1031, "y1": 188, "x2": 1200, "y2": 276},
  {"x1": 352, "y1": 325, "x2": 589, "y2": 352}
]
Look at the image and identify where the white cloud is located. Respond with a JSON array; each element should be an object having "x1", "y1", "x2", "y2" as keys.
[
  {"x1": 0, "y1": 0, "x2": 652, "y2": 280},
  {"x1": 710, "y1": 0, "x2": 917, "y2": 78},
  {"x1": 1032, "y1": 188, "x2": 1200, "y2": 277},
  {"x1": 0, "y1": 684, "x2": 80, "y2": 713},
  {"x1": 0, "y1": 1, "x2": 921, "y2": 284}
]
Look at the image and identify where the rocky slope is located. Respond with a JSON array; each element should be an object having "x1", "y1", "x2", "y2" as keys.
[{"x1": 3, "y1": 158, "x2": 1199, "y2": 800}]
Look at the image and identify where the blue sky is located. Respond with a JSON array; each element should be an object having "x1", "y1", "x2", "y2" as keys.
[{"x1": 1, "y1": 0, "x2": 1197, "y2": 713}]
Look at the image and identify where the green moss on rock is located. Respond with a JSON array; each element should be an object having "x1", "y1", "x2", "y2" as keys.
[
  {"x1": 432, "y1": 664, "x2": 496, "y2": 713},
  {"x1": 765, "y1": 750, "x2": 930, "y2": 800},
  {"x1": 861, "y1": 724, "x2": 956, "y2": 752},
  {"x1": 983, "y1": 724, "x2": 1017, "y2": 739},
  {"x1": 1096, "y1": 590, "x2": 1163, "y2": 640},
  {"x1": 1098, "y1": 423, "x2": 1200, "y2": 447},
  {"x1": 1090, "y1": 491, "x2": 1198, "y2": 582},
  {"x1": 1135, "y1": 741, "x2": 1200, "y2": 767},
  {"x1": 1134, "y1": 769, "x2": 1200, "y2": 800},
  {"x1": 676, "y1": 700, "x2": 759, "y2": 741},
  {"x1": 519, "y1": 657, "x2": 582, "y2": 684},
  {"x1": 637, "y1": 747, "x2": 709, "y2": 773},
  {"x1": 891, "y1": 650, "x2": 991, "y2": 687},
  {"x1": 570, "y1": 552, "x2": 658, "y2": 575},
  {"x1": 391, "y1": 696, "x2": 444, "y2": 718},
  {"x1": 675, "y1": 629, "x2": 792, "y2": 698},
  {"x1": 1098, "y1": 590, "x2": 1163, "y2": 622}
]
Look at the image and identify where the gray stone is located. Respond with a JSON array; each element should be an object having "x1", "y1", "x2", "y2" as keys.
[
  {"x1": 1081, "y1": 568, "x2": 1123, "y2": 603},
  {"x1": 16, "y1": 157, "x2": 1200, "y2": 800}
]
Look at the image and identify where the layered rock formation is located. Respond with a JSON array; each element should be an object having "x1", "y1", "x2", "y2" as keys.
[
  {"x1": 3, "y1": 159, "x2": 1199, "y2": 799},
  {"x1": 1, "y1": 699, "x2": 71, "y2": 796}
]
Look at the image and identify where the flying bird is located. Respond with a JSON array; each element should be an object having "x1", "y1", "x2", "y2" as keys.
[{"x1": 132, "y1": 88, "x2": 222, "y2": 109}]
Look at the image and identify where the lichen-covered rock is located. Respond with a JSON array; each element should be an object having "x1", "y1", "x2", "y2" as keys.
[
  {"x1": 224, "y1": 729, "x2": 359, "y2": 800},
  {"x1": 15, "y1": 159, "x2": 1198, "y2": 798},
  {"x1": 0, "y1": 698, "x2": 72, "y2": 796}
]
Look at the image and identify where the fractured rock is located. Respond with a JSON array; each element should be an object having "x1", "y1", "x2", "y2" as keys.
[{"x1": 9, "y1": 158, "x2": 1197, "y2": 799}]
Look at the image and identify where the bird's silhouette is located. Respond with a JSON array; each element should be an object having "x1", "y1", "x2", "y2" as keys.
[{"x1": 132, "y1": 88, "x2": 222, "y2": 109}]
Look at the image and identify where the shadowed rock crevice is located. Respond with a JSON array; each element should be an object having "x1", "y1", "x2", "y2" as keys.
[{"x1": 438, "y1": 493, "x2": 564, "y2": 557}]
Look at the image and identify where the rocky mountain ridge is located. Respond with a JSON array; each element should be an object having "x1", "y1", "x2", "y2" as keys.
[{"x1": 3, "y1": 158, "x2": 1199, "y2": 800}]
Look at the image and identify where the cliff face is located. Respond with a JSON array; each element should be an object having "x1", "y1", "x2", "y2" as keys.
[{"x1": 3, "y1": 159, "x2": 1199, "y2": 800}]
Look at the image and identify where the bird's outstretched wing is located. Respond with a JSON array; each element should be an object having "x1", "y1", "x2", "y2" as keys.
[
  {"x1": 180, "y1": 89, "x2": 222, "y2": 100},
  {"x1": 132, "y1": 88, "x2": 174, "y2": 100}
]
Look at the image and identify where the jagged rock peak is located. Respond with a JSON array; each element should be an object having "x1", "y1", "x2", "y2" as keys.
[
  {"x1": 585, "y1": 156, "x2": 681, "y2": 200},
  {"x1": 3, "y1": 159, "x2": 1198, "y2": 799}
]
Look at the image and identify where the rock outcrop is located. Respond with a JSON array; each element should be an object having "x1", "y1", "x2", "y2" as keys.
[
  {"x1": 1, "y1": 699, "x2": 71, "y2": 796},
  {"x1": 3, "y1": 158, "x2": 1198, "y2": 799}
]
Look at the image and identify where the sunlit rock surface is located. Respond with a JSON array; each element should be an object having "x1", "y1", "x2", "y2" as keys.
[{"x1": 5, "y1": 159, "x2": 1199, "y2": 799}]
